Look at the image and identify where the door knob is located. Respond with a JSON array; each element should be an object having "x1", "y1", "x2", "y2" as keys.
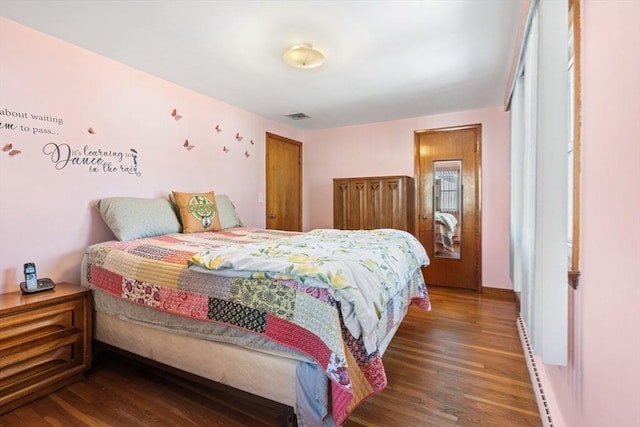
[
  {"x1": 269, "y1": 214, "x2": 276, "y2": 219},
  {"x1": 421, "y1": 215, "x2": 428, "y2": 220}
]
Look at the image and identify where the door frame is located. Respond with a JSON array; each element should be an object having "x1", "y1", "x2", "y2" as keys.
[{"x1": 413, "y1": 124, "x2": 482, "y2": 292}]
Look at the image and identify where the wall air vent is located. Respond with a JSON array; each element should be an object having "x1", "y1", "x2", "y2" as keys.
[{"x1": 284, "y1": 112, "x2": 311, "y2": 120}]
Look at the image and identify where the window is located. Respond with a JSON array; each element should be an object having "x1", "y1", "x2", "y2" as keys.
[{"x1": 507, "y1": 0, "x2": 571, "y2": 366}]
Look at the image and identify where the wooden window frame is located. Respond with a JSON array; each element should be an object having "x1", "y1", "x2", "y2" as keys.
[{"x1": 568, "y1": 0, "x2": 582, "y2": 289}]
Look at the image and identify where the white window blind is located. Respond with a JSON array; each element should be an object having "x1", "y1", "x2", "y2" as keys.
[{"x1": 508, "y1": 0, "x2": 568, "y2": 366}]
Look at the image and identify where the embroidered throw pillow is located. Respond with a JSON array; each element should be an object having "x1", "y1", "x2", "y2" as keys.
[{"x1": 172, "y1": 191, "x2": 222, "y2": 233}]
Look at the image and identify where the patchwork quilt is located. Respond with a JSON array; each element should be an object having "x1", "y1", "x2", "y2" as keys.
[
  {"x1": 84, "y1": 227, "x2": 430, "y2": 425},
  {"x1": 190, "y1": 228, "x2": 430, "y2": 354}
]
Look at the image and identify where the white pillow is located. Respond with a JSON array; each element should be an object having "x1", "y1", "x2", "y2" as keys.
[{"x1": 97, "y1": 197, "x2": 182, "y2": 241}]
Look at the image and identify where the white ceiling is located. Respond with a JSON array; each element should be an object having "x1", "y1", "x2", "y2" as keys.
[{"x1": 0, "y1": 0, "x2": 522, "y2": 131}]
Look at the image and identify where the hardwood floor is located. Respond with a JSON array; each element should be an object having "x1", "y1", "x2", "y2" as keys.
[
  {"x1": 344, "y1": 286, "x2": 541, "y2": 427},
  {"x1": 0, "y1": 286, "x2": 541, "y2": 427}
]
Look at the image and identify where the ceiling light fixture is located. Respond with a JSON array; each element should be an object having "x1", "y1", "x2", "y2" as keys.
[{"x1": 283, "y1": 43, "x2": 325, "y2": 69}]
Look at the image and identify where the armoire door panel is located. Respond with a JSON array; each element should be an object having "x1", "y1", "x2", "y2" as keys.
[
  {"x1": 367, "y1": 180, "x2": 383, "y2": 229},
  {"x1": 333, "y1": 181, "x2": 349, "y2": 230},
  {"x1": 384, "y1": 178, "x2": 401, "y2": 230},
  {"x1": 349, "y1": 181, "x2": 367, "y2": 230}
]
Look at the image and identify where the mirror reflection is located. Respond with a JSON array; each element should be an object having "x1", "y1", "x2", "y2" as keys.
[{"x1": 433, "y1": 160, "x2": 462, "y2": 259}]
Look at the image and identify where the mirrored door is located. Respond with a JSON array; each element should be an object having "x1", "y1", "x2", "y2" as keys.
[{"x1": 415, "y1": 124, "x2": 481, "y2": 291}]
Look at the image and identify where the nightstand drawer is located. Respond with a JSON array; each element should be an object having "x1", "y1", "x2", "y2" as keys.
[
  {"x1": 0, "y1": 299, "x2": 83, "y2": 349},
  {"x1": 0, "y1": 329, "x2": 82, "y2": 378}
]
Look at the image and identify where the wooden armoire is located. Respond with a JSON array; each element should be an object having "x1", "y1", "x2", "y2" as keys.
[{"x1": 333, "y1": 175, "x2": 415, "y2": 234}]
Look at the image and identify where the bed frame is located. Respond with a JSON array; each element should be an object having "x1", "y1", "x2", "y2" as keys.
[
  {"x1": 92, "y1": 341, "x2": 296, "y2": 427},
  {"x1": 91, "y1": 311, "x2": 299, "y2": 427}
]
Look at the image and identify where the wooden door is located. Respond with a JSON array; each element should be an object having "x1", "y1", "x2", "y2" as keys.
[
  {"x1": 265, "y1": 132, "x2": 302, "y2": 231},
  {"x1": 415, "y1": 125, "x2": 481, "y2": 291}
]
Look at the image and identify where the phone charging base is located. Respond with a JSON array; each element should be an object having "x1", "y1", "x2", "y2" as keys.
[{"x1": 20, "y1": 278, "x2": 56, "y2": 294}]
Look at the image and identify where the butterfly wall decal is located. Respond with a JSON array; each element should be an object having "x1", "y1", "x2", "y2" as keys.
[
  {"x1": 171, "y1": 108, "x2": 183, "y2": 121},
  {"x1": 87, "y1": 127, "x2": 95, "y2": 134},
  {"x1": 250, "y1": 139, "x2": 255, "y2": 145},
  {"x1": 244, "y1": 151, "x2": 250, "y2": 158},
  {"x1": 2, "y1": 143, "x2": 21, "y2": 157},
  {"x1": 236, "y1": 132, "x2": 243, "y2": 142},
  {"x1": 223, "y1": 146, "x2": 229, "y2": 153},
  {"x1": 215, "y1": 125, "x2": 222, "y2": 132},
  {"x1": 183, "y1": 139, "x2": 195, "y2": 151}
]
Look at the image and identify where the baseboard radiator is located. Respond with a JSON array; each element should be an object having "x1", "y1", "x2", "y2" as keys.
[{"x1": 517, "y1": 316, "x2": 554, "y2": 427}]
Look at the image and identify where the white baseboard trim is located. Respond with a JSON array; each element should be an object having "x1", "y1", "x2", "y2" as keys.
[{"x1": 517, "y1": 316, "x2": 554, "y2": 427}]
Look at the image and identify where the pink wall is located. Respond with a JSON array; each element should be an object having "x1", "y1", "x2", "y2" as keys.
[
  {"x1": 0, "y1": 18, "x2": 303, "y2": 294},
  {"x1": 540, "y1": 2, "x2": 640, "y2": 426},
  {"x1": 303, "y1": 107, "x2": 512, "y2": 289}
]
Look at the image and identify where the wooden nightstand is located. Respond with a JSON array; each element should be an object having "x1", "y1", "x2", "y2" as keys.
[{"x1": 0, "y1": 282, "x2": 92, "y2": 414}]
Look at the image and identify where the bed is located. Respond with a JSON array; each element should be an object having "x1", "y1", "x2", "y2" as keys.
[{"x1": 81, "y1": 194, "x2": 431, "y2": 426}]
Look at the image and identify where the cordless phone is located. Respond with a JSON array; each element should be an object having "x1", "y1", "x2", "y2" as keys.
[
  {"x1": 20, "y1": 262, "x2": 55, "y2": 294},
  {"x1": 24, "y1": 262, "x2": 37, "y2": 290}
]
